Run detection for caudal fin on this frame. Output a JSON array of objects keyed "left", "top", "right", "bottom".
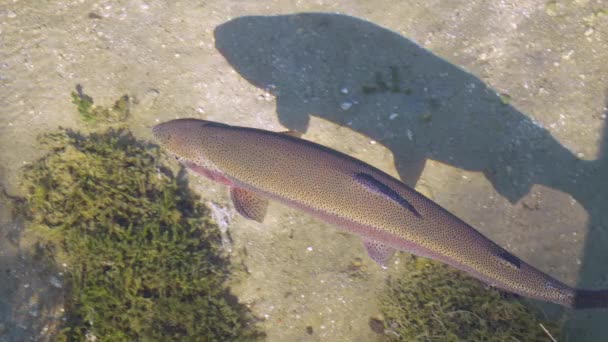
[{"left": 572, "top": 289, "right": 608, "bottom": 309}]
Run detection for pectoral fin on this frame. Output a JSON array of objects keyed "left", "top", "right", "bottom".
[
  {"left": 230, "top": 188, "right": 268, "bottom": 223},
  {"left": 363, "top": 239, "right": 395, "bottom": 268}
]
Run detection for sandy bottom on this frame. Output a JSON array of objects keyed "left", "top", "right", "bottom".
[{"left": 1, "top": 1, "right": 607, "bottom": 341}]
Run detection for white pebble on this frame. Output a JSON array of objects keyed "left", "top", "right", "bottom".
[
  {"left": 341, "top": 87, "right": 349, "bottom": 94},
  {"left": 306, "top": 246, "right": 313, "bottom": 252},
  {"left": 340, "top": 102, "right": 352, "bottom": 111},
  {"left": 50, "top": 276, "right": 63, "bottom": 288},
  {"left": 389, "top": 113, "right": 398, "bottom": 120}
]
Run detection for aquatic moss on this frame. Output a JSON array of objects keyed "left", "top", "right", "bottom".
[
  {"left": 21, "top": 128, "right": 261, "bottom": 341},
  {"left": 71, "top": 85, "right": 129, "bottom": 124},
  {"left": 378, "top": 257, "right": 561, "bottom": 341}
]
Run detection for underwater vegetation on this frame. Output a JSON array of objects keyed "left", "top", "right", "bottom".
[
  {"left": 19, "top": 94, "right": 261, "bottom": 340},
  {"left": 378, "top": 257, "right": 561, "bottom": 341},
  {"left": 71, "top": 84, "right": 130, "bottom": 124}
]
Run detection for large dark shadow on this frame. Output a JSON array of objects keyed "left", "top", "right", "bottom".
[
  {"left": 214, "top": 13, "right": 608, "bottom": 339},
  {"left": 564, "top": 100, "right": 608, "bottom": 340},
  {"left": 0, "top": 190, "right": 65, "bottom": 341}
]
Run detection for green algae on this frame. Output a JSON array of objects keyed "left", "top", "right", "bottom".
[
  {"left": 498, "top": 93, "right": 512, "bottom": 106},
  {"left": 71, "top": 85, "right": 129, "bottom": 124},
  {"left": 378, "top": 257, "right": 561, "bottom": 341},
  {"left": 19, "top": 104, "right": 261, "bottom": 340}
]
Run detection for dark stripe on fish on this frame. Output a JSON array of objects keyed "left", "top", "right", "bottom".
[{"left": 354, "top": 172, "right": 421, "bottom": 218}]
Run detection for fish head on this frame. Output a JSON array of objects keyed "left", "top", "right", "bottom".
[{"left": 152, "top": 118, "right": 223, "bottom": 170}]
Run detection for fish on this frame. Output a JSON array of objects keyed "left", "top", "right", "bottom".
[{"left": 153, "top": 118, "right": 608, "bottom": 309}]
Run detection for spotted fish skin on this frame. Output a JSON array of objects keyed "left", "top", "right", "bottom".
[{"left": 153, "top": 118, "right": 608, "bottom": 309}]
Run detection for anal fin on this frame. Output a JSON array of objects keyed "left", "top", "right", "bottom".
[
  {"left": 363, "top": 239, "right": 395, "bottom": 269},
  {"left": 230, "top": 188, "right": 268, "bottom": 223}
]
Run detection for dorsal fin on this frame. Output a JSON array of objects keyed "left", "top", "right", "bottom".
[
  {"left": 230, "top": 187, "right": 268, "bottom": 223},
  {"left": 353, "top": 172, "right": 421, "bottom": 218}
]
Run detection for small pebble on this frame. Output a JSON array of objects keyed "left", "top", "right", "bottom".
[
  {"left": 340, "top": 102, "right": 352, "bottom": 111},
  {"left": 389, "top": 113, "right": 398, "bottom": 120},
  {"left": 6, "top": 10, "right": 16, "bottom": 18},
  {"left": 369, "top": 316, "right": 385, "bottom": 334},
  {"left": 341, "top": 87, "right": 349, "bottom": 94},
  {"left": 50, "top": 276, "right": 63, "bottom": 288},
  {"left": 545, "top": 2, "right": 558, "bottom": 16},
  {"left": 306, "top": 246, "right": 313, "bottom": 252}
]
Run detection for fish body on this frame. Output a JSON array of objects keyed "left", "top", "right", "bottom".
[{"left": 153, "top": 118, "right": 608, "bottom": 309}]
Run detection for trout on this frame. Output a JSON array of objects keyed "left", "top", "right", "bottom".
[{"left": 153, "top": 118, "right": 608, "bottom": 309}]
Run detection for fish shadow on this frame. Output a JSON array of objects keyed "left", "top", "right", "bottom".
[{"left": 214, "top": 13, "right": 608, "bottom": 339}]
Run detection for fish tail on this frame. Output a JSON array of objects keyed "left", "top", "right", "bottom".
[{"left": 571, "top": 289, "right": 608, "bottom": 309}]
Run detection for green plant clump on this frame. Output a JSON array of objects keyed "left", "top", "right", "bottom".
[
  {"left": 21, "top": 128, "right": 260, "bottom": 341},
  {"left": 378, "top": 258, "right": 561, "bottom": 341},
  {"left": 71, "top": 85, "right": 129, "bottom": 124}
]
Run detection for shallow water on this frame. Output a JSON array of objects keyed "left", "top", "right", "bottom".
[{"left": 1, "top": 0, "right": 607, "bottom": 341}]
